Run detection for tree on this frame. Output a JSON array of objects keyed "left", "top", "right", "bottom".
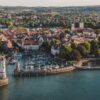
[
  {"left": 98, "top": 36, "right": 100, "bottom": 48},
  {"left": 84, "top": 41, "right": 91, "bottom": 53},
  {"left": 77, "top": 45, "right": 88, "bottom": 57},
  {"left": 64, "top": 45, "right": 72, "bottom": 54},
  {"left": 42, "top": 41, "right": 51, "bottom": 51},
  {"left": 95, "top": 29, "right": 100, "bottom": 35},
  {"left": 72, "top": 49, "right": 82, "bottom": 61},
  {"left": 60, "top": 32, "right": 65, "bottom": 40},
  {"left": 64, "top": 45, "right": 73, "bottom": 60},
  {"left": 71, "top": 42, "right": 77, "bottom": 49},
  {"left": 95, "top": 49, "right": 100, "bottom": 57},
  {"left": 90, "top": 40, "right": 99, "bottom": 55}
]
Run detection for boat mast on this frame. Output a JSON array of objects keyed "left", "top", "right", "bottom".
[{"left": 16, "top": 61, "right": 21, "bottom": 72}]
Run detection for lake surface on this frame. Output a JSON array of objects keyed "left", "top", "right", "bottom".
[
  {"left": 0, "top": 68, "right": 100, "bottom": 100},
  {"left": 0, "top": 51, "right": 100, "bottom": 100}
]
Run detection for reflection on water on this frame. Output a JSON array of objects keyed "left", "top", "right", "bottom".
[{"left": 0, "top": 86, "right": 8, "bottom": 100}]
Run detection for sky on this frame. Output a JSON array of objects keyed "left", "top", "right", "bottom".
[{"left": 0, "top": 0, "right": 100, "bottom": 7}]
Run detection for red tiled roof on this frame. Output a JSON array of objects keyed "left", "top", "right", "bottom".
[{"left": 23, "top": 40, "right": 38, "bottom": 45}]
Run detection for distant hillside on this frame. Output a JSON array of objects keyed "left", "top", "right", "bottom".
[{"left": 0, "top": 5, "right": 100, "bottom": 13}]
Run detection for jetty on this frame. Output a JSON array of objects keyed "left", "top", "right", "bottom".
[
  {"left": 75, "top": 59, "right": 100, "bottom": 71},
  {"left": 13, "top": 62, "right": 75, "bottom": 77},
  {"left": 0, "top": 56, "right": 8, "bottom": 86},
  {"left": 76, "top": 67, "right": 100, "bottom": 70}
]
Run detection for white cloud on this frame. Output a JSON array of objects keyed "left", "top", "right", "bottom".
[{"left": 0, "top": 0, "right": 100, "bottom": 6}]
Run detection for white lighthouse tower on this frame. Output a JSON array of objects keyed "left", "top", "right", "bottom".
[
  {"left": 0, "top": 57, "right": 7, "bottom": 79},
  {"left": 2, "top": 57, "right": 7, "bottom": 79},
  {"left": 0, "top": 56, "right": 8, "bottom": 86}
]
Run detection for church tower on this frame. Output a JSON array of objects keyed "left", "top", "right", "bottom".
[
  {"left": 71, "top": 23, "right": 75, "bottom": 31},
  {"left": 80, "top": 23, "right": 84, "bottom": 29}
]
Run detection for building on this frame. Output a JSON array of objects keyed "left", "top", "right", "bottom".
[
  {"left": 80, "top": 23, "right": 84, "bottom": 29},
  {"left": 51, "top": 46, "right": 60, "bottom": 56},
  {"left": 71, "top": 22, "right": 84, "bottom": 31},
  {"left": 21, "top": 36, "right": 39, "bottom": 50}
]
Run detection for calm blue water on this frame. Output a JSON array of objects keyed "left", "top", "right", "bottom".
[{"left": 0, "top": 67, "right": 100, "bottom": 100}]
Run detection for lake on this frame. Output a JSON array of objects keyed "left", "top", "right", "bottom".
[
  {"left": 0, "top": 51, "right": 100, "bottom": 100},
  {"left": 0, "top": 68, "right": 100, "bottom": 100}
]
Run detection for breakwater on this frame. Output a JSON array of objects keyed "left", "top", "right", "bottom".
[{"left": 13, "top": 66, "right": 75, "bottom": 77}]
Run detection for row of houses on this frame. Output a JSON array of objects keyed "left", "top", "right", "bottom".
[{"left": 0, "top": 26, "right": 98, "bottom": 54}]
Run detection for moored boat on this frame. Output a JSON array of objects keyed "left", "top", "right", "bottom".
[{"left": 13, "top": 62, "right": 75, "bottom": 77}]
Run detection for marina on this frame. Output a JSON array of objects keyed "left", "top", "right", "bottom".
[
  {"left": 12, "top": 50, "right": 75, "bottom": 77},
  {"left": 13, "top": 64, "right": 75, "bottom": 77},
  {"left": 7, "top": 50, "right": 100, "bottom": 77}
]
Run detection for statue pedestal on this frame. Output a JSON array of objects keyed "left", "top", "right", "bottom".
[{"left": 0, "top": 78, "right": 8, "bottom": 86}]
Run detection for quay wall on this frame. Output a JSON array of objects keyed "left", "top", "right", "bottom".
[{"left": 14, "top": 66, "right": 75, "bottom": 77}]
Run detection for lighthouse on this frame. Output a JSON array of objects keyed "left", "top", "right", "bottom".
[
  {"left": 0, "top": 57, "right": 7, "bottom": 79},
  {"left": 0, "top": 56, "right": 8, "bottom": 86},
  {"left": 2, "top": 57, "right": 7, "bottom": 79}
]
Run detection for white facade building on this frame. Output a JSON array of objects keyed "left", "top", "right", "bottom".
[
  {"left": 21, "top": 36, "right": 40, "bottom": 50},
  {"left": 71, "top": 23, "right": 75, "bottom": 31},
  {"left": 51, "top": 46, "right": 60, "bottom": 56},
  {"left": 71, "top": 23, "right": 84, "bottom": 31},
  {"left": 80, "top": 23, "right": 84, "bottom": 29}
]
